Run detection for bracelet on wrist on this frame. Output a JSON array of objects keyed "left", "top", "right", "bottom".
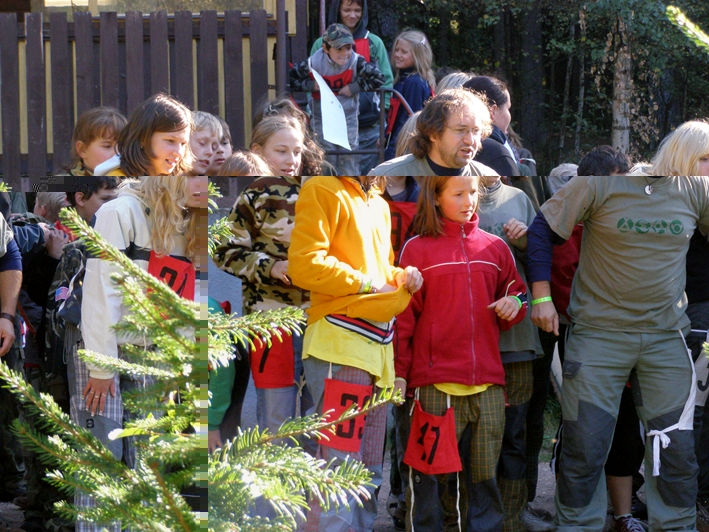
[
  {"left": 531, "top": 296, "right": 553, "bottom": 306},
  {"left": 0, "top": 312, "right": 15, "bottom": 322},
  {"left": 510, "top": 295, "right": 523, "bottom": 310},
  {"left": 361, "top": 278, "right": 373, "bottom": 294}
]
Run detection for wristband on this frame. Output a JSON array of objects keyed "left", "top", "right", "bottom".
[
  {"left": 0, "top": 313, "right": 15, "bottom": 322},
  {"left": 361, "top": 278, "right": 373, "bottom": 294},
  {"left": 531, "top": 296, "right": 553, "bottom": 306},
  {"left": 510, "top": 296, "right": 523, "bottom": 310}
]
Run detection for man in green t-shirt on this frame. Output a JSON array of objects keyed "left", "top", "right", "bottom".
[{"left": 527, "top": 176, "right": 709, "bottom": 531}]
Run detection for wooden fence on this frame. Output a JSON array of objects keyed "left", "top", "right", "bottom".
[{"left": 0, "top": 1, "right": 308, "bottom": 189}]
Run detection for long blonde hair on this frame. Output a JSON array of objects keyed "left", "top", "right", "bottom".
[
  {"left": 648, "top": 120, "right": 709, "bottom": 176},
  {"left": 121, "top": 177, "right": 198, "bottom": 260},
  {"left": 392, "top": 30, "right": 435, "bottom": 89}
]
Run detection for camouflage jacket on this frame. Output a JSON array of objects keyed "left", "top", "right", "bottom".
[
  {"left": 213, "top": 177, "right": 309, "bottom": 314},
  {"left": 44, "top": 239, "right": 87, "bottom": 376}
]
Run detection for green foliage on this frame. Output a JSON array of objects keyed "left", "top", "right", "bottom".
[{"left": 667, "top": 5, "right": 709, "bottom": 56}]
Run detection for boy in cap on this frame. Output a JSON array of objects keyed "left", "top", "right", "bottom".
[{"left": 290, "top": 23, "right": 385, "bottom": 176}]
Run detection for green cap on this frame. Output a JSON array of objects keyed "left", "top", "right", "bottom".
[{"left": 323, "top": 23, "right": 355, "bottom": 49}]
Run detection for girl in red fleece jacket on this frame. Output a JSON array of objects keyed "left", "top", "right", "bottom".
[{"left": 395, "top": 176, "right": 528, "bottom": 532}]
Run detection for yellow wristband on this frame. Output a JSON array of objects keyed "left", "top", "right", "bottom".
[{"left": 531, "top": 296, "right": 553, "bottom": 306}]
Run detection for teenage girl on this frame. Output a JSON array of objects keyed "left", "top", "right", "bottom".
[
  {"left": 385, "top": 30, "right": 435, "bottom": 161},
  {"left": 396, "top": 176, "right": 527, "bottom": 532},
  {"left": 249, "top": 115, "right": 305, "bottom": 177},
  {"left": 93, "top": 94, "right": 193, "bottom": 177}
]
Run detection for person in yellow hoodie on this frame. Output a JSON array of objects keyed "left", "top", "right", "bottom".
[{"left": 289, "top": 176, "right": 423, "bottom": 532}]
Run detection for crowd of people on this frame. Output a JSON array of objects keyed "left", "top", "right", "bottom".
[
  {"left": 210, "top": 122, "right": 709, "bottom": 532},
  {"left": 0, "top": 177, "right": 206, "bottom": 532}
]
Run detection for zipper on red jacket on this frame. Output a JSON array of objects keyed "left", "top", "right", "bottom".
[{"left": 459, "top": 225, "right": 477, "bottom": 383}]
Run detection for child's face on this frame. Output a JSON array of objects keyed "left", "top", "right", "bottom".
[
  {"left": 149, "top": 128, "right": 190, "bottom": 175},
  {"left": 76, "top": 136, "right": 118, "bottom": 173},
  {"left": 252, "top": 128, "right": 303, "bottom": 176},
  {"left": 325, "top": 43, "right": 353, "bottom": 66},
  {"left": 393, "top": 39, "right": 415, "bottom": 70},
  {"left": 185, "top": 176, "right": 209, "bottom": 209},
  {"left": 436, "top": 177, "right": 480, "bottom": 225},
  {"left": 339, "top": 0, "right": 362, "bottom": 31},
  {"left": 491, "top": 91, "right": 512, "bottom": 134},
  {"left": 76, "top": 186, "right": 119, "bottom": 222},
  {"left": 190, "top": 129, "right": 219, "bottom": 175},
  {"left": 207, "top": 136, "right": 233, "bottom": 175},
  {"left": 698, "top": 155, "right": 709, "bottom": 176}
]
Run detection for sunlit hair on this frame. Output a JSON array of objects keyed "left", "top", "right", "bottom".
[
  {"left": 192, "top": 111, "right": 223, "bottom": 137},
  {"left": 35, "top": 192, "right": 68, "bottom": 224},
  {"left": 549, "top": 163, "right": 578, "bottom": 178},
  {"left": 648, "top": 120, "right": 709, "bottom": 176},
  {"left": 413, "top": 177, "right": 481, "bottom": 237},
  {"left": 120, "top": 177, "right": 198, "bottom": 260},
  {"left": 435, "top": 72, "right": 474, "bottom": 94},
  {"left": 395, "top": 111, "right": 420, "bottom": 157},
  {"left": 117, "top": 93, "right": 194, "bottom": 176},
  {"left": 253, "top": 97, "right": 324, "bottom": 175},
  {"left": 410, "top": 89, "right": 492, "bottom": 159},
  {"left": 392, "top": 30, "right": 436, "bottom": 89},
  {"left": 250, "top": 115, "right": 305, "bottom": 174},
  {"left": 70, "top": 107, "right": 127, "bottom": 171},
  {"left": 217, "top": 151, "right": 273, "bottom": 176}
]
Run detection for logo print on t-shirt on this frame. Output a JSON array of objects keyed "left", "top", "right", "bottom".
[
  {"left": 618, "top": 217, "right": 634, "bottom": 233},
  {"left": 652, "top": 220, "right": 668, "bottom": 234},
  {"left": 635, "top": 219, "right": 651, "bottom": 234},
  {"left": 670, "top": 220, "right": 685, "bottom": 235}
]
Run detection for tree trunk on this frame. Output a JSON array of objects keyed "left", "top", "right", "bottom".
[
  {"left": 612, "top": 17, "right": 632, "bottom": 153},
  {"left": 517, "top": 3, "right": 546, "bottom": 160},
  {"left": 558, "top": 23, "right": 574, "bottom": 162},
  {"left": 574, "top": 9, "right": 586, "bottom": 158}
]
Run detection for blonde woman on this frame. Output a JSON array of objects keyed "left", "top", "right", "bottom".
[{"left": 75, "top": 176, "right": 206, "bottom": 532}]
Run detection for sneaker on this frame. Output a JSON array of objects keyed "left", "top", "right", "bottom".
[
  {"left": 521, "top": 504, "right": 555, "bottom": 531},
  {"left": 386, "top": 493, "right": 405, "bottom": 531},
  {"left": 610, "top": 515, "right": 647, "bottom": 532},
  {"left": 697, "top": 500, "right": 709, "bottom": 532}
]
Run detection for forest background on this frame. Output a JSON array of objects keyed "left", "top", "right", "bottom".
[{"left": 307, "top": 0, "right": 709, "bottom": 173}]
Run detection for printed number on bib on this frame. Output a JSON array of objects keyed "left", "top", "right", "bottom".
[
  {"left": 148, "top": 251, "right": 196, "bottom": 300},
  {"left": 320, "top": 378, "right": 372, "bottom": 453},
  {"left": 249, "top": 331, "right": 295, "bottom": 389},
  {"left": 404, "top": 400, "right": 462, "bottom": 475}
]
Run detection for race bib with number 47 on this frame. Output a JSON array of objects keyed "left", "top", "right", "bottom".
[{"left": 404, "top": 400, "right": 462, "bottom": 475}]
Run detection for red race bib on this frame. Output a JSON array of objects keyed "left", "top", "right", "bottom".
[
  {"left": 320, "top": 378, "right": 372, "bottom": 453},
  {"left": 249, "top": 331, "right": 296, "bottom": 389},
  {"left": 147, "top": 251, "right": 196, "bottom": 301},
  {"left": 404, "top": 400, "right": 462, "bottom": 475}
]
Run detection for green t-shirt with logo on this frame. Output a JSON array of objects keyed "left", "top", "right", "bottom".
[{"left": 540, "top": 176, "right": 709, "bottom": 331}]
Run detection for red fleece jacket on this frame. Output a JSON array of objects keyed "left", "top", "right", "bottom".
[{"left": 395, "top": 214, "right": 527, "bottom": 389}]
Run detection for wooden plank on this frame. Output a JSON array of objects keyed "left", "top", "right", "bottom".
[
  {"left": 173, "top": 10, "right": 194, "bottom": 108},
  {"left": 125, "top": 11, "right": 145, "bottom": 114},
  {"left": 198, "top": 10, "right": 218, "bottom": 114},
  {"left": 0, "top": 13, "right": 21, "bottom": 182},
  {"left": 49, "top": 12, "right": 73, "bottom": 174},
  {"left": 249, "top": 10, "right": 269, "bottom": 114},
  {"left": 150, "top": 11, "right": 169, "bottom": 95},
  {"left": 224, "top": 10, "right": 244, "bottom": 148},
  {"left": 100, "top": 11, "right": 119, "bottom": 109},
  {"left": 275, "top": 0, "right": 286, "bottom": 95},
  {"left": 292, "top": 0, "right": 308, "bottom": 63},
  {"left": 74, "top": 11, "right": 99, "bottom": 117},
  {"left": 25, "top": 12, "right": 47, "bottom": 178}
]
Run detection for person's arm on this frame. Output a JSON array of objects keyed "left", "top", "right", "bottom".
[
  {"left": 0, "top": 238, "right": 21, "bottom": 357},
  {"left": 212, "top": 189, "right": 280, "bottom": 285},
  {"left": 352, "top": 55, "right": 385, "bottom": 95},
  {"left": 369, "top": 34, "right": 393, "bottom": 110},
  {"left": 527, "top": 212, "right": 565, "bottom": 335},
  {"left": 289, "top": 60, "right": 316, "bottom": 93}
]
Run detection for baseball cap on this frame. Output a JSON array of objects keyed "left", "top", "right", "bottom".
[{"left": 323, "top": 23, "right": 355, "bottom": 49}]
